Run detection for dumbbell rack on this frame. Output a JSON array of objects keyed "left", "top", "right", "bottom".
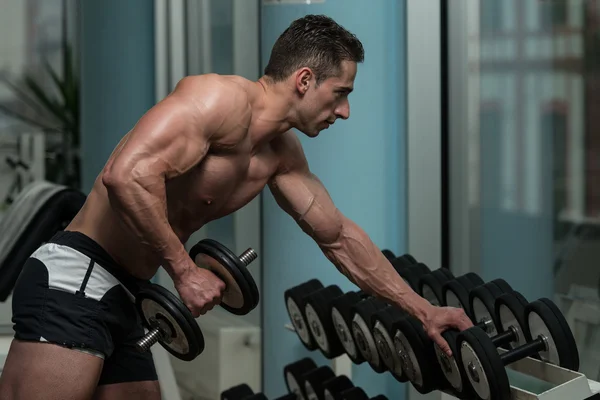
[
  {"left": 284, "top": 323, "right": 600, "bottom": 400},
  {"left": 443, "top": 348, "right": 600, "bottom": 400}
]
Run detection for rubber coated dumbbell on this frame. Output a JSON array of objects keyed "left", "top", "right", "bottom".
[
  {"left": 285, "top": 279, "right": 326, "bottom": 350},
  {"left": 392, "top": 314, "right": 451, "bottom": 395},
  {"left": 433, "top": 291, "right": 528, "bottom": 399},
  {"left": 329, "top": 255, "right": 418, "bottom": 365},
  {"left": 370, "top": 306, "right": 410, "bottom": 382},
  {"left": 391, "top": 259, "right": 431, "bottom": 292},
  {"left": 303, "top": 365, "right": 336, "bottom": 400},
  {"left": 457, "top": 298, "right": 580, "bottom": 400},
  {"left": 284, "top": 358, "right": 318, "bottom": 400},
  {"left": 441, "top": 272, "right": 485, "bottom": 320},
  {"left": 350, "top": 297, "right": 390, "bottom": 372},
  {"left": 304, "top": 284, "right": 346, "bottom": 358},
  {"left": 418, "top": 268, "right": 455, "bottom": 306},
  {"left": 221, "top": 383, "right": 254, "bottom": 400},
  {"left": 322, "top": 375, "right": 354, "bottom": 400},
  {"left": 330, "top": 290, "right": 371, "bottom": 364},
  {"left": 135, "top": 239, "right": 259, "bottom": 361},
  {"left": 469, "top": 279, "right": 514, "bottom": 338}
]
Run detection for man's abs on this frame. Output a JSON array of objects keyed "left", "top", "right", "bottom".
[{"left": 68, "top": 146, "right": 280, "bottom": 280}]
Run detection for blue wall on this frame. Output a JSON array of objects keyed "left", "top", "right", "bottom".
[
  {"left": 80, "top": 0, "right": 155, "bottom": 193},
  {"left": 260, "top": 2, "right": 408, "bottom": 398}
]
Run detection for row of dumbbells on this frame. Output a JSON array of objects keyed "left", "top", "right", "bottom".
[
  {"left": 284, "top": 250, "right": 580, "bottom": 400},
  {"left": 221, "top": 358, "right": 386, "bottom": 400}
]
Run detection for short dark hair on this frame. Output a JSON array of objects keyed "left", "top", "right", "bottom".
[{"left": 264, "top": 14, "right": 364, "bottom": 85}]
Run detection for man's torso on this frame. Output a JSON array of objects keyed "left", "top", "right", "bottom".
[{"left": 68, "top": 74, "right": 288, "bottom": 279}]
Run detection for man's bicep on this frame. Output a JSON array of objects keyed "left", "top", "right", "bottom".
[{"left": 269, "top": 170, "right": 343, "bottom": 245}]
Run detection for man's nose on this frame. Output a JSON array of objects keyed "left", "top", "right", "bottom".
[{"left": 335, "top": 103, "right": 350, "bottom": 120}]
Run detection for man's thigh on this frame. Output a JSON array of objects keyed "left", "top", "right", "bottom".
[
  {"left": 0, "top": 339, "right": 104, "bottom": 400},
  {"left": 93, "top": 381, "right": 161, "bottom": 400},
  {"left": 94, "top": 317, "right": 159, "bottom": 399}
]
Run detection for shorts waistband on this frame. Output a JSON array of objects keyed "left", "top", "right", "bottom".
[{"left": 48, "top": 230, "right": 149, "bottom": 294}]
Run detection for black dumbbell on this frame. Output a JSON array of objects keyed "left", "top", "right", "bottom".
[
  {"left": 285, "top": 279, "right": 325, "bottom": 350},
  {"left": 284, "top": 358, "right": 318, "bottom": 400},
  {"left": 469, "top": 279, "right": 514, "bottom": 338},
  {"left": 221, "top": 383, "right": 255, "bottom": 400},
  {"left": 246, "top": 395, "right": 268, "bottom": 400},
  {"left": 494, "top": 291, "right": 531, "bottom": 349},
  {"left": 322, "top": 375, "right": 354, "bottom": 400},
  {"left": 338, "top": 387, "right": 368, "bottom": 400},
  {"left": 350, "top": 297, "right": 390, "bottom": 372},
  {"left": 457, "top": 298, "right": 579, "bottom": 400},
  {"left": 433, "top": 291, "right": 529, "bottom": 398},
  {"left": 303, "top": 365, "right": 336, "bottom": 400},
  {"left": 304, "top": 284, "right": 346, "bottom": 358},
  {"left": 135, "top": 239, "right": 259, "bottom": 361},
  {"left": 392, "top": 315, "right": 450, "bottom": 394},
  {"left": 418, "top": 268, "right": 455, "bottom": 306},
  {"left": 331, "top": 290, "right": 372, "bottom": 364},
  {"left": 393, "top": 261, "right": 431, "bottom": 292},
  {"left": 274, "top": 395, "right": 297, "bottom": 400},
  {"left": 370, "top": 306, "right": 410, "bottom": 382},
  {"left": 442, "top": 272, "right": 485, "bottom": 319}
]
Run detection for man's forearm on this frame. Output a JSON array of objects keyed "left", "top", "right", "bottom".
[
  {"left": 103, "top": 174, "right": 190, "bottom": 280},
  {"left": 319, "top": 217, "right": 431, "bottom": 320}
]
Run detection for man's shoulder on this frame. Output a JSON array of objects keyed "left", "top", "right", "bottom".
[
  {"left": 270, "top": 131, "right": 309, "bottom": 173},
  {"left": 175, "top": 74, "right": 252, "bottom": 101}
]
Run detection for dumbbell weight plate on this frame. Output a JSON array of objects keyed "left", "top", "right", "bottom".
[
  {"left": 469, "top": 279, "right": 513, "bottom": 338},
  {"left": 393, "top": 263, "right": 430, "bottom": 292},
  {"left": 419, "top": 268, "right": 455, "bottom": 306},
  {"left": 351, "top": 297, "right": 390, "bottom": 372},
  {"left": 246, "top": 394, "right": 268, "bottom": 400},
  {"left": 525, "top": 298, "right": 579, "bottom": 370},
  {"left": 442, "top": 273, "right": 484, "bottom": 320},
  {"left": 275, "top": 395, "right": 297, "bottom": 400},
  {"left": 304, "top": 366, "right": 336, "bottom": 400},
  {"left": 136, "top": 283, "right": 204, "bottom": 361},
  {"left": 339, "top": 387, "right": 369, "bottom": 400},
  {"left": 221, "top": 383, "right": 254, "bottom": 400},
  {"left": 458, "top": 326, "right": 511, "bottom": 400},
  {"left": 331, "top": 291, "right": 370, "bottom": 364},
  {"left": 371, "top": 306, "right": 409, "bottom": 382},
  {"left": 284, "top": 357, "right": 318, "bottom": 400},
  {"left": 381, "top": 249, "right": 396, "bottom": 261},
  {"left": 323, "top": 375, "right": 354, "bottom": 400},
  {"left": 393, "top": 316, "right": 446, "bottom": 394},
  {"left": 304, "top": 285, "right": 345, "bottom": 358},
  {"left": 433, "top": 329, "right": 477, "bottom": 398},
  {"left": 189, "top": 239, "right": 259, "bottom": 315},
  {"left": 285, "top": 279, "right": 325, "bottom": 350},
  {"left": 494, "top": 291, "right": 530, "bottom": 349}
]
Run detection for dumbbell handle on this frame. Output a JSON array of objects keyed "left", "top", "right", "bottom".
[
  {"left": 136, "top": 327, "right": 162, "bottom": 352},
  {"left": 500, "top": 335, "right": 547, "bottom": 365},
  {"left": 490, "top": 326, "right": 517, "bottom": 349},
  {"left": 136, "top": 248, "right": 256, "bottom": 353},
  {"left": 239, "top": 248, "right": 258, "bottom": 267},
  {"left": 475, "top": 318, "right": 494, "bottom": 333}
]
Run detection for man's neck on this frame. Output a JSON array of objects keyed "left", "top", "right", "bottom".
[{"left": 248, "top": 76, "right": 299, "bottom": 144}]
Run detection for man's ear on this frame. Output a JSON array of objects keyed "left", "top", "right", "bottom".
[{"left": 295, "top": 67, "right": 313, "bottom": 95}]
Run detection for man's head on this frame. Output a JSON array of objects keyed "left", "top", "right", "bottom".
[{"left": 264, "top": 15, "right": 364, "bottom": 136}]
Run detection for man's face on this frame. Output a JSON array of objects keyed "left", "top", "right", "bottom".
[{"left": 296, "top": 61, "right": 357, "bottom": 137}]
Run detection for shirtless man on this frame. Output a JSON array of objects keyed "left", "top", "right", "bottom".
[{"left": 0, "top": 14, "right": 472, "bottom": 400}]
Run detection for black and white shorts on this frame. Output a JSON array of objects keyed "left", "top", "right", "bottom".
[{"left": 11, "top": 230, "right": 158, "bottom": 385}]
